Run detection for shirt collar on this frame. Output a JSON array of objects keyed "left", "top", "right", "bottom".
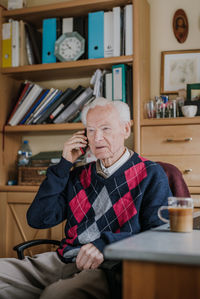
[{"left": 99, "top": 148, "right": 131, "bottom": 177}]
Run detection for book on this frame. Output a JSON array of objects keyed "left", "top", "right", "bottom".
[
  {"left": 8, "top": 84, "right": 43, "bottom": 126},
  {"left": 124, "top": 4, "right": 133, "bottom": 55},
  {"left": 19, "top": 89, "right": 50, "bottom": 125},
  {"left": 53, "top": 87, "right": 93, "bottom": 124},
  {"left": 2, "top": 22, "right": 12, "bottom": 67},
  {"left": 88, "top": 11, "right": 104, "bottom": 59},
  {"left": 25, "top": 23, "right": 42, "bottom": 64},
  {"left": 112, "top": 64, "right": 127, "bottom": 102},
  {"left": 25, "top": 88, "right": 55, "bottom": 124},
  {"left": 33, "top": 90, "right": 63, "bottom": 124},
  {"left": 104, "top": 72, "right": 112, "bottom": 100},
  {"left": 74, "top": 16, "right": 88, "bottom": 59},
  {"left": 121, "top": 8, "right": 125, "bottom": 56},
  {"left": 7, "top": 81, "right": 33, "bottom": 125},
  {"left": 30, "top": 151, "right": 62, "bottom": 166},
  {"left": 62, "top": 17, "right": 73, "bottom": 34},
  {"left": 68, "top": 96, "right": 95, "bottom": 123},
  {"left": 25, "top": 26, "right": 35, "bottom": 65},
  {"left": 126, "top": 65, "right": 133, "bottom": 118},
  {"left": 48, "top": 85, "right": 85, "bottom": 123},
  {"left": 28, "top": 88, "right": 60, "bottom": 124},
  {"left": 11, "top": 20, "right": 19, "bottom": 67},
  {"left": 104, "top": 11, "right": 113, "bottom": 58},
  {"left": 19, "top": 20, "right": 28, "bottom": 66},
  {"left": 37, "top": 87, "right": 74, "bottom": 124},
  {"left": 113, "top": 6, "right": 121, "bottom": 57}
]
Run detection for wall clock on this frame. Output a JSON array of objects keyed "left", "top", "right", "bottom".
[{"left": 54, "top": 32, "right": 85, "bottom": 62}]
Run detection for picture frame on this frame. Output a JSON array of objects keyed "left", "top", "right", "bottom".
[
  {"left": 185, "top": 83, "right": 200, "bottom": 116},
  {"left": 160, "top": 49, "right": 200, "bottom": 94},
  {"left": 187, "top": 83, "right": 200, "bottom": 101}
]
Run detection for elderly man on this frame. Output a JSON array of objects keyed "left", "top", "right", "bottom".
[{"left": 0, "top": 97, "right": 172, "bottom": 299}]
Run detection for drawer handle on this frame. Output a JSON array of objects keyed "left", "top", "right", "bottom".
[
  {"left": 166, "top": 137, "right": 192, "bottom": 142},
  {"left": 183, "top": 169, "right": 192, "bottom": 174}
]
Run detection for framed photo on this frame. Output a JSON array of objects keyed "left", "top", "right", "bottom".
[
  {"left": 185, "top": 83, "right": 200, "bottom": 116},
  {"left": 187, "top": 83, "right": 200, "bottom": 101},
  {"left": 160, "top": 49, "right": 200, "bottom": 94}
]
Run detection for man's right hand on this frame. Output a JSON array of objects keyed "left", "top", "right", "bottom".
[{"left": 62, "top": 130, "right": 88, "bottom": 163}]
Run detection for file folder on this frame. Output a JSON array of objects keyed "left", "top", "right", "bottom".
[
  {"left": 11, "top": 20, "right": 20, "bottom": 67},
  {"left": 88, "top": 11, "right": 104, "bottom": 59},
  {"left": 42, "top": 18, "right": 57, "bottom": 63},
  {"left": 2, "top": 22, "right": 12, "bottom": 67},
  {"left": 112, "top": 64, "right": 127, "bottom": 102}
]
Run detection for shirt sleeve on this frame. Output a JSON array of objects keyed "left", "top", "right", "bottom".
[{"left": 27, "top": 157, "right": 73, "bottom": 229}]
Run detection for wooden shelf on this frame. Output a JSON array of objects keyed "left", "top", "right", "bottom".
[
  {"left": 0, "top": 185, "right": 39, "bottom": 192},
  {"left": 2, "top": 0, "right": 131, "bottom": 26},
  {"left": 141, "top": 116, "right": 200, "bottom": 126},
  {"left": 2, "top": 56, "right": 133, "bottom": 81},
  {"left": 4, "top": 122, "right": 84, "bottom": 133}
]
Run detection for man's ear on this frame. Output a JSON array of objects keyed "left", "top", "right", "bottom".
[{"left": 124, "top": 122, "right": 131, "bottom": 139}]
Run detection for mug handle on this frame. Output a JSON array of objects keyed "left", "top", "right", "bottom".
[{"left": 157, "top": 206, "right": 169, "bottom": 223}]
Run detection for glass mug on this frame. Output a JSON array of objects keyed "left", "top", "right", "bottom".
[{"left": 158, "top": 197, "right": 194, "bottom": 232}]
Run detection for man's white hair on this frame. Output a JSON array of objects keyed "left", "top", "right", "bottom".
[{"left": 81, "top": 97, "right": 131, "bottom": 126}]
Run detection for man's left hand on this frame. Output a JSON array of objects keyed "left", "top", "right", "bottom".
[{"left": 76, "top": 243, "right": 104, "bottom": 270}]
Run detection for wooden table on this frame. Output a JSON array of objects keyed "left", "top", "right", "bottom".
[{"left": 104, "top": 219, "right": 200, "bottom": 299}]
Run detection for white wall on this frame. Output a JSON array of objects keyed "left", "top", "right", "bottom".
[{"left": 148, "top": 0, "right": 200, "bottom": 98}]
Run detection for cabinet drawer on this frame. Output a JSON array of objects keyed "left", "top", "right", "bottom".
[
  {"left": 145, "top": 155, "right": 200, "bottom": 187},
  {"left": 141, "top": 125, "right": 200, "bottom": 155}
]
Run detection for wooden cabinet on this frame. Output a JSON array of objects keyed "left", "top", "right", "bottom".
[
  {"left": 141, "top": 124, "right": 200, "bottom": 156},
  {"left": 0, "top": 0, "right": 150, "bottom": 257},
  {"left": 140, "top": 120, "right": 200, "bottom": 202},
  {"left": 0, "top": 189, "right": 64, "bottom": 258}
]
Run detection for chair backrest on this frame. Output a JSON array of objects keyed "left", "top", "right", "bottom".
[{"left": 156, "top": 161, "right": 190, "bottom": 197}]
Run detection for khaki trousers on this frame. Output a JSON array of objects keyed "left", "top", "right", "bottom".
[{"left": 0, "top": 252, "right": 110, "bottom": 299}]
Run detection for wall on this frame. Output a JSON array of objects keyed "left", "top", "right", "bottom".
[{"left": 148, "top": 0, "right": 200, "bottom": 98}]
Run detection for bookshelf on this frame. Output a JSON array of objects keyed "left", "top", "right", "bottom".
[{"left": 0, "top": 0, "right": 150, "bottom": 257}]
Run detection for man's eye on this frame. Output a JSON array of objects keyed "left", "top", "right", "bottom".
[{"left": 103, "top": 127, "right": 110, "bottom": 131}]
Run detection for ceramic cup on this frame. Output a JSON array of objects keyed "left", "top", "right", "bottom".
[{"left": 181, "top": 105, "right": 197, "bottom": 117}]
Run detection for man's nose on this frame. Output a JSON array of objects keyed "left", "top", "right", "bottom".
[{"left": 94, "top": 129, "right": 103, "bottom": 141}]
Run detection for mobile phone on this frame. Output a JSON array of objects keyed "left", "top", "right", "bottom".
[{"left": 80, "top": 129, "right": 88, "bottom": 155}]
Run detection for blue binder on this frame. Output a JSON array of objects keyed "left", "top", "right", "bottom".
[
  {"left": 88, "top": 11, "right": 104, "bottom": 59},
  {"left": 42, "top": 18, "right": 57, "bottom": 63}
]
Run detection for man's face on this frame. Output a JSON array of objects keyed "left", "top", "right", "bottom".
[{"left": 86, "top": 104, "right": 130, "bottom": 167}]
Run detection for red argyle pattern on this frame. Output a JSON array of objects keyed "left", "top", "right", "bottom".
[
  {"left": 113, "top": 191, "right": 137, "bottom": 227},
  {"left": 79, "top": 164, "right": 92, "bottom": 189},
  {"left": 66, "top": 225, "right": 78, "bottom": 244},
  {"left": 69, "top": 189, "right": 91, "bottom": 223},
  {"left": 125, "top": 162, "right": 147, "bottom": 190}
]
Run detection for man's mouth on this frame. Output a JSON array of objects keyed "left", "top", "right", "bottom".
[{"left": 95, "top": 146, "right": 105, "bottom": 149}]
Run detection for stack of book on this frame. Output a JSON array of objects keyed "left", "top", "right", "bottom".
[
  {"left": 6, "top": 63, "right": 133, "bottom": 126},
  {"left": 7, "top": 81, "right": 94, "bottom": 126}
]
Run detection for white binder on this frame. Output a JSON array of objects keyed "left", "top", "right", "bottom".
[{"left": 11, "top": 20, "right": 20, "bottom": 67}]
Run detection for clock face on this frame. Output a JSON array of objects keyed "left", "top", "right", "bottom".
[{"left": 55, "top": 32, "right": 85, "bottom": 62}]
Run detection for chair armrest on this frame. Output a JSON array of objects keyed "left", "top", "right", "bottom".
[{"left": 13, "top": 239, "right": 60, "bottom": 260}]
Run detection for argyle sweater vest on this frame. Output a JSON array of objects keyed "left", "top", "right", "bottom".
[{"left": 27, "top": 152, "right": 172, "bottom": 262}]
